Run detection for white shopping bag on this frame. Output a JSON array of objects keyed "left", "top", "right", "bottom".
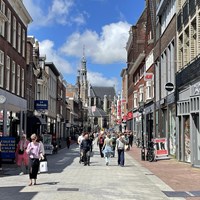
[{"left": 39, "top": 161, "right": 48, "bottom": 172}]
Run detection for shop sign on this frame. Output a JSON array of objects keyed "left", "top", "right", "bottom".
[
  {"left": 152, "top": 138, "right": 169, "bottom": 160},
  {"left": 1, "top": 137, "right": 16, "bottom": 159},
  {"left": 34, "top": 100, "right": 48, "bottom": 110},
  {"left": 0, "top": 95, "right": 6, "bottom": 104},
  {"left": 127, "top": 111, "right": 133, "bottom": 120}
]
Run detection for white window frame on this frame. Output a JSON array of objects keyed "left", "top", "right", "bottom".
[
  {"left": 0, "top": 50, "right": 4, "bottom": 87},
  {"left": 139, "top": 85, "right": 144, "bottom": 102},
  {"left": 6, "top": 56, "right": 10, "bottom": 90},
  {"left": 22, "top": 29, "right": 25, "bottom": 57},
  {"left": 13, "top": 17, "right": 16, "bottom": 48},
  {"left": 146, "top": 81, "right": 152, "bottom": 100},
  {"left": 11, "top": 61, "right": 15, "bottom": 93},
  {"left": 17, "top": 65, "right": 20, "bottom": 95},
  {"left": 133, "top": 92, "right": 138, "bottom": 108},
  {"left": 21, "top": 68, "right": 24, "bottom": 97},
  {"left": 7, "top": 9, "right": 11, "bottom": 43},
  {"left": 17, "top": 23, "right": 21, "bottom": 53}
]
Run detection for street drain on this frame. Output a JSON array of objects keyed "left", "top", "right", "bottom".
[
  {"left": 162, "top": 191, "right": 200, "bottom": 197},
  {"left": 57, "top": 188, "right": 79, "bottom": 191},
  {"left": 145, "top": 173, "right": 154, "bottom": 175}
]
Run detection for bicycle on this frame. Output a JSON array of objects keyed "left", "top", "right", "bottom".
[{"left": 146, "top": 141, "right": 156, "bottom": 162}]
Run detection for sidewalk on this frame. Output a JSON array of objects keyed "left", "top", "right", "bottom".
[{"left": 127, "top": 145, "right": 200, "bottom": 200}]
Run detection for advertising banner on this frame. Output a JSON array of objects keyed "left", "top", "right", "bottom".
[
  {"left": 153, "top": 138, "right": 169, "bottom": 160},
  {"left": 1, "top": 137, "right": 16, "bottom": 159},
  {"left": 43, "top": 134, "right": 53, "bottom": 154}
]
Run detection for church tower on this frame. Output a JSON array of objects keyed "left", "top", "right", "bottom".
[{"left": 79, "top": 49, "right": 88, "bottom": 107}]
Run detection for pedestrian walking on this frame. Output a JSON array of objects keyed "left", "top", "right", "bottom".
[
  {"left": 80, "top": 133, "right": 92, "bottom": 166},
  {"left": 111, "top": 132, "right": 117, "bottom": 157},
  {"left": 26, "top": 134, "right": 44, "bottom": 186},
  {"left": 116, "top": 133, "right": 128, "bottom": 167},
  {"left": 97, "top": 132, "right": 105, "bottom": 157},
  {"left": 66, "top": 136, "right": 71, "bottom": 149},
  {"left": 78, "top": 132, "right": 84, "bottom": 163},
  {"left": 15, "top": 134, "right": 30, "bottom": 175},
  {"left": 102, "top": 133, "right": 113, "bottom": 166}
]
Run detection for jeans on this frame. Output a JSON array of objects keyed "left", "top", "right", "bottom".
[{"left": 117, "top": 149, "right": 125, "bottom": 166}]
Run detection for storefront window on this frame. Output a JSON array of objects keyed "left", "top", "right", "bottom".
[
  {"left": 169, "top": 105, "right": 176, "bottom": 156},
  {"left": 184, "top": 116, "right": 191, "bottom": 162}
]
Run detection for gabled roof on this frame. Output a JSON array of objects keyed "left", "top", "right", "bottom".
[{"left": 89, "top": 86, "right": 116, "bottom": 100}]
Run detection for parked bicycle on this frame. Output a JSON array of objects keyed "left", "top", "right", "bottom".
[
  {"left": 135, "top": 138, "right": 142, "bottom": 148},
  {"left": 146, "top": 141, "right": 156, "bottom": 162}
]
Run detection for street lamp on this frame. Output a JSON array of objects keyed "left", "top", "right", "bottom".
[{"left": 138, "top": 101, "right": 145, "bottom": 161}]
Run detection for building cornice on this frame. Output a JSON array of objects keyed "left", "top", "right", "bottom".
[{"left": 8, "top": 0, "right": 32, "bottom": 26}]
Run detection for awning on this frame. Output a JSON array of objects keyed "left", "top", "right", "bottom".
[{"left": 36, "top": 116, "right": 46, "bottom": 125}]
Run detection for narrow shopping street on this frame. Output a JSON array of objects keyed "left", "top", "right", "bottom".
[{"left": 0, "top": 140, "right": 185, "bottom": 200}]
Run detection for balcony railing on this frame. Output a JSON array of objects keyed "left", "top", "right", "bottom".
[{"left": 176, "top": 56, "right": 200, "bottom": 88}]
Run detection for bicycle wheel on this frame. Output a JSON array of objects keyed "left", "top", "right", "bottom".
[{"left": 148, "top": 152, "right": 155, "bottom": 162}]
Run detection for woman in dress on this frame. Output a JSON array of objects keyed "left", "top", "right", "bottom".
[
  {"left": 102, "top": 133, "right": 113, "bottom": 166},
  {"left": 15, "top": 134, "right": 30, "bottom": 175},
  {"left": 26, "top": 134, "right": 44, "bottom": 186}
]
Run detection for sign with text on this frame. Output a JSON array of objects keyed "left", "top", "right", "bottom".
[
  {"left": 34, "top": 100, "right": 48, "bottom": 110},
  {"left": 153, "top": 138, "right": 169, "bottom": 160},
  {"left": 1, "top": 137, "right": 16, "bottom": 159}
]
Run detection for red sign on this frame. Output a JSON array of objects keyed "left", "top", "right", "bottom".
[
  {"left": 127, "top": 112, "right": 133, "bottom": 120},
  {"left": 144, "top": 73, "right": 154, "bottom": 81}
]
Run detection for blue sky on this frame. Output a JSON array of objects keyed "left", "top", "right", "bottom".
[{"left": 23, "top": 0, "right": 145, "bottom": 92}]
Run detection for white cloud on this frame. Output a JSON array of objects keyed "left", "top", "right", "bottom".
[
  {"left": 87, "top": 71, "right": 118, "bottom": 90},
  {"left": 60, "top": 21, "right": 130, "bottom": 64},
  {"left": 23, "top": 0, "right": 83, "bottom": 27},
  {"left": 39, "top": 39, "right": 73, "bottom": 75}
]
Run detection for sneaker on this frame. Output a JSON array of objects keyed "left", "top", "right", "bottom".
[
  {"left": 106, "top": 162, "right": 109, "bottom": 166},
  {"left": 19, "top": 172, "right": 24, "bottom": 175}
]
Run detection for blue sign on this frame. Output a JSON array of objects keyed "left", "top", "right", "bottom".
[
  {"left": 1, "top": 137, "right": 16, "bottom": 159},
  {"left": 34, "top": 100, "right": 48, "bottom": 110}
]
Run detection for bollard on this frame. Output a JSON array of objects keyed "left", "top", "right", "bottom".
[{"left": 141, "top": 148, "right": 145, "bottom": 161}]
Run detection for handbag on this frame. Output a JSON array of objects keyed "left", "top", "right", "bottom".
[
  {"left": 18, "top": 149, "right": 24, "bottom": 155},
  {"left": 39, "top": 160, "right": 48, "bottom": 172}
]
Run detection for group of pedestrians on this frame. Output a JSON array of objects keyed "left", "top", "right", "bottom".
[
  {"left": 97, "top": 131, "right": 133, "bottom": 167},
  {"left": 77, "top": 132, "right": 94, "bottom": 166}
]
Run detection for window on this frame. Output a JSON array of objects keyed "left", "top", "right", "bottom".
[
  {"left": 0, "top": 50, "right": 4, "bottom": 87},
  {"left": 133, "top": 92, "right": 137, "bottom": 108},
  {"left": 17, "top": 65, "right": 20, "bottom": 95},
  {"left": 139, "top": 85, "right": 144, "bottom": 102},
  {"left": 11, "top": 61, "right": 15, "bottom": 93},
  {"left": 6, "top": 56, "right": 10, "bottom": 90},
  {"left": 21, "top": 68, "right": 24, "bottom": 97},
  {"left": 13, "top": 17, "right": 16, "bottom": 48},
  {"left": 146, "top": 81, "right": 152, "bottom": 100},
  {"left": 22, "top": 29, "right": 25, "bottom": 57},
  {"left": 7, "top": 9, "right": 11, "bottom": 43},
  {"left": 17, "top": 23, "right": 21, "bottom": 53}
]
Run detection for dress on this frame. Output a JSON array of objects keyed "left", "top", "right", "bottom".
[{"left": 16, "top": 140, "right": 30, "bottom": 167}]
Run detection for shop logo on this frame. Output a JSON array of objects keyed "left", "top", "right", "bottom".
[{"left": 0, "top": 95, "right": 6, "bottom": 104}]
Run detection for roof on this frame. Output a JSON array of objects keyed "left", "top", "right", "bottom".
[
  {"left": 88, "top": 107, "right": 108, "bottom": 117},
  {"left": 89, "top": 86, "right": 116, "bottom": 100}
]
